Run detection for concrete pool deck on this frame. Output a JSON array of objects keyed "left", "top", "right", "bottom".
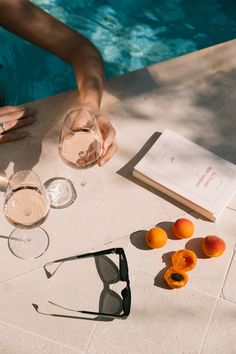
[{"left": 0, "top": 39, "right": 236, "bottom": 353}]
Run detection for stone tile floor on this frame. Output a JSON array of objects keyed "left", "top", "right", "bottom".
[
  {"left": 0, "top": 208, "right": 236, "bottom": 354},
  {"left": 0, "top": 39, "right": 236, "bottom": 353}
]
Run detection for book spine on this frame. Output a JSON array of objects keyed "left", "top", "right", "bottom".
[{"left": 133, "top": 169, "right": 216, "bottom": 221}]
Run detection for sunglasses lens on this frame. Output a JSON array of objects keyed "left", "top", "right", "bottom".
[
  {"left": 95, "top": 256, "right": 120, "bottom": 284},
  {"left": 100, "top": 288, "right": 123, "bottom": 315}
]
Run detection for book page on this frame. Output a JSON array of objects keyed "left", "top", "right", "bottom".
[{"left": 134, "top": 130, "right": 236, "bottom": 214}]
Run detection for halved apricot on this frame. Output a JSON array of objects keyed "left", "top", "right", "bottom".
[
  {"left": 172, "top": 249, "right": 197, "bottom": 272},
  {"left": 164, "top": 266, "right": 188, "bottom": 288}
]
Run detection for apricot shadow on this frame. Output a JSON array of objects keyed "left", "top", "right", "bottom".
[
  {"left": 185, "top": 238, "right": 208, "bottom": 259},
  {"left": 154, "top": 251, "right": 175, "bottom": 290},
  {"left": 130, "top": 230, "right": 150, "bottom": 250},
  {"left": 156, "top": 221, "right": 176, "bottom": 240}
]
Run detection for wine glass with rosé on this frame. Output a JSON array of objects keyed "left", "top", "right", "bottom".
[
  {"left": 4, "top": 170, "right": 50, "bottom": 259},
  {"left": 58, "top": 107, "right": 103, "bottom": 200}
]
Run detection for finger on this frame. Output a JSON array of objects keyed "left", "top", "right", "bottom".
[
  {"left": 70, "top": 110, "right": 94, "bottom": 131},
  {"left": 87, "top": 140, "right": 101, "bottom": 155},
  {"left": 0, "top": 107, "right": 35, "bottom": 123},
  {"left": 99, "top": 142, "right": 118, "bottom": 166},
  {"left": 0, "top": 105, "right": 28, "bottom": 116},
  {"left": 0, "top": 116, "right": 36, "bottom": 133},
  {"left": 96, "top": 115, "right": 116, "bottom": 146},
  {"left": 0, "top": 131, "right": 29, "bottom": 144},
  {"left": 102, "top": 128, "right": 116, "bottom": 153}
]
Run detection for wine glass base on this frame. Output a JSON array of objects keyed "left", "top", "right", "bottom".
[
  {"left": 8, "top": 227, "right": 50, "bottom": 260},
  {"left": 44, "top": 177, "right": 77, "bottom": 209}
]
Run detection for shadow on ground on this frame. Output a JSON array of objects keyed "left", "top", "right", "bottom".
[{"left": 154, "top": 251, "right": 175, "bottom": 290}]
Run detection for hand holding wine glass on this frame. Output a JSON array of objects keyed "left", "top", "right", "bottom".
[
  {"left": 95, "top": 113, "right": 117, "bottom": 166},
  {"left": 59, "top": 108, "right": 103, "bottom": 170},
  {"left": 46, "top": 107, "right": 116, "bottom": 206}
]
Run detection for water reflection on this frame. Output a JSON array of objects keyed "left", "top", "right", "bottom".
[{"left": 1, "top": 0, "right": 236, "bottom": 105}]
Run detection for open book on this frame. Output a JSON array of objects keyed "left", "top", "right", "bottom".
[{"left": 133, "top": 129, "right": 236, "bottom": 221}]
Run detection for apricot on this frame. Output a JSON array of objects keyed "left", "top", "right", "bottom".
[
  {"left": 145, "top": 227, "right": 168, "bottom": 248},
  {"left": 172, "top": 218, "right": 194, "bottom": 239},
  {"left": 201, "top": 235, "right": 226, "bottom": 257},
  {"left": 164, "top": 267, "right": 188, "bottom": 288},
  {"left": 172, "top": 249, "right": 197, "bottom": 272}
]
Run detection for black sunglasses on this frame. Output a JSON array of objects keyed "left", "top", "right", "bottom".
[{"left": 43, "top": 247, "right": 131, "bottom": 319}]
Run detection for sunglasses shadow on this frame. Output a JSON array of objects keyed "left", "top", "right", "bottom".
[
  {"left": 33, "top": 255, "right": 124, "bottom": 322},
  {"left": 95, "top": 256, "right": 123, "bottom": 318}
]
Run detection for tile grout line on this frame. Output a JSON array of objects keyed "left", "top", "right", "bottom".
[
  {"left": 197, "top": 296, "right": 219, "bottom": 354},
  {"left": 185, "top": 285, "right": 219, "bottom": 300},
  {"left": 0, "top": 318, "right": 83, "bottom": 353},
  {"left": 85, "top": 227, "right": 236, "bottom": 354},
  {"left": 127, "top": 239, "right": 236, "bottom": 299},
  {"left": 159, "top": 200, "right": 186, "bottom": 221},
  {"left": 0, "top": 239, "right": 134, "bottom": 354},
  {"left": 0, "top": 233, "right": 131, "bottom": 286},
  {"left": 0, "top": 235, "right": 133, "bottom": 353},
  {"left": 129, "top": 256, "right": 229, "bottom": 354},
  {"left": 198, "top": 243, "right": 236, "bottom": 354},
  {"left": 84, "top": 322, "right": 98, "bottom": 353},
  {"left": 226, "top": 206, "right": 236, "bottom": 212},
  {"left": 0, "top": 267, "right": 44, "bottom": 285},
  {"left": 129, "top": 263, "right": 218, "bottom": 299},
  {"left": 220, "top": 296, "right": 236, "bottom": 306},
  {"left": 219, "top": 243, "right": 236, "bottom": 302},
  {"left": 0, "top": 213, "right": 177, "bottom": 287}
]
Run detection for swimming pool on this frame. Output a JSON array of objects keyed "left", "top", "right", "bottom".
[{"left": 1, "top": 0, "right": 236, "bottom": 105}]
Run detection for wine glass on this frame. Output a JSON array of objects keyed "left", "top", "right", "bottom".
[
  {"left": 58, "top": 107, "right": 103, "bottom": 201},
  {"left": 4, "top": 170, "right": 50, "bottom": 259}
]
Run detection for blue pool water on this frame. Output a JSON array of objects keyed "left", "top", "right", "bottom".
[{"left": 1, "top": 0, "right": 236, "bottom": 105}]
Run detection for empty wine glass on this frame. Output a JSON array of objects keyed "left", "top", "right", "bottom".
[
  {"left": 4, "top": 170, "right": 50, "bottom": 259},
  {"left": 58, "top": 107, "right": 104, "bottom": 201}
]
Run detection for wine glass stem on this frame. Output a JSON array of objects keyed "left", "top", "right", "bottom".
[
  {"left": 80, "top": 171, "right": 87, "bottom": 187},
  {"left": 23, "top": 231, "right": 32, "bottom": 243}
]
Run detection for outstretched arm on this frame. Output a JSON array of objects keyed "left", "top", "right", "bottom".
[{"left": 0, "top": 0, "right": 117, "bottom": 164}]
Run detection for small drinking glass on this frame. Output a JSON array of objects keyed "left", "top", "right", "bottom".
[
  {"left": 58, "top": 107, "right": 104, "bottom": 201},
  {"left": 3, "top": 170, "right": 50, "bottom": 259}
]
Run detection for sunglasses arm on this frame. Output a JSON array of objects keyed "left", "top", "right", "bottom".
[
  {"left": 44, "top": 248, "right": 118, "bottom": 267},
  {"left": 79, "top": 310, "right": 123, "bottom": 318}
]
